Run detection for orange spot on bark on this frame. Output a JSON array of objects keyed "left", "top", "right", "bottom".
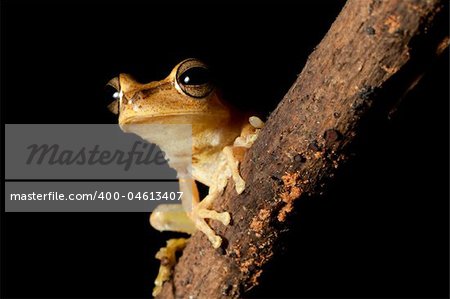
[
  {"left": 384, "top": 15, "right": 401, "bottom": 34},
  {"left": 277, "top": 172, "right": 303, "bottom": 222}
]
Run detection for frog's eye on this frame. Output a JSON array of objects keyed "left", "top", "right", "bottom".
[
  {"left": 176, "top": 59, "right": 213, "bottom": 99},
  {"left": 179, "top": 67, "right": 210, "bottom": 85},
  {"left": 105, "top": 77, "right": 121, "bottom": 114}
]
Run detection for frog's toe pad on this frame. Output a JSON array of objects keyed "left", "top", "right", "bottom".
[
  {"left": 211, "top": 235, "right": 223, "bottom": 249},
  {"left": 249, "top": 116, "right": 264, "bottom": 129},
  {"left": 235, "top": 179, "right": 245, "bottom": 194}
]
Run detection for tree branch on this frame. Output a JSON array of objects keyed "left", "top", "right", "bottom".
[{"left": 157, "top": 0, "right": 448, "bottom": 297}]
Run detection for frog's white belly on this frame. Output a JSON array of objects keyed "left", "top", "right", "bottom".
[{"left": 125, "top": 122, "right": 239, "bottom": 188}]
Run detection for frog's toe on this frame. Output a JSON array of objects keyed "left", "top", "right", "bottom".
[
  {"left": 196, "top": 218, "right": 223, "bottom": 248},
  {"left": 197, "top": 209, "right": 230, "bottom": 226},
  {"left": 222, "top": 211, "right": 231, "bottom": 225},
  {"left": 219, "top": 211, "right": 231, "bottom": 226},
  {"left": 191, "top": 208, "right": 231, "bottom": 248},
  {"left": 235, "top": 178, "right": 246, "bottom": 194}
]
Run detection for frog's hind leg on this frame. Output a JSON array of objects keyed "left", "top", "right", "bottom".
[
  {"left": 149, "top": 204, "right": 194, "bottom": 297},
  {"left": 152, "top": 238, "right": 187, "bottom": 297},
  {"left": 150, "top": 204, "right": 196, "bottom": 234},
  {"left": 149, "top": 180, "right": 198, "bottom": 297}
]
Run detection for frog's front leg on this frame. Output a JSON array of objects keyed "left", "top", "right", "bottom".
[
  {"left": 149, "top": 201, "right": 195, "bottom": 297},
  {"left": 222, "top": 116, "right": 264, "bottom": 194},
  {"left": 150, "top": 177, "right": 229, "bottom": 248},
  {"left": 179, "top": 177, "right": 231, "bottom": 247},
  {"left": 191, "top": 116, "right": 264, "bottom": 247},
  {"left": 188, "top": 176, "right": 231, "bottom": 248},
  {"left": 222, "top": 146, "right": 247, "bottom": 194},
  {"left": 189, "top": 149, "right": 243, "bottom": 249},
  {"left": 149, "top": 179, "right": 199, "bottom": 297}
]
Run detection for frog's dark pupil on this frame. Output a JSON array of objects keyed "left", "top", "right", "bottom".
[
  {"left": 180, "top": 67, "right": 210, "bottom": 85},
  {"left": 104, "top": 85, "right": 119, "bottom": 101}
]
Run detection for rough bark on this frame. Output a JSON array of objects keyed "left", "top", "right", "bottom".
[{"left": 157, "top": 0, "right": 448, "bottom": 298}]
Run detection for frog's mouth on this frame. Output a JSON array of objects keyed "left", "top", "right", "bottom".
[{"left": 119, "top": 111, "right": 229, "bottom": 125}]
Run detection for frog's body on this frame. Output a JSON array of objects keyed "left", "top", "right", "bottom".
[{"left": 108, "top": 59, "right": 263, "bottom": 296}]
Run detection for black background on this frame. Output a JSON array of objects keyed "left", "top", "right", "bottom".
[{"left": 1, "top": 1, "right": 448, "bottom": 298}]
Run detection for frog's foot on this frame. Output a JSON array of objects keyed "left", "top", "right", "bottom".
[{"left": 153, "top": 238, "right": 187, "bottom": 297}]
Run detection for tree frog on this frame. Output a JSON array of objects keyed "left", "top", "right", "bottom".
[{"left": 107, "top": 58, "right": 263, "bottom": 295}]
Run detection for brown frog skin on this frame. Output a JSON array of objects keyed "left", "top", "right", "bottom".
[{"left": 108, "top": 58, "right": 263, "bottom": 296}]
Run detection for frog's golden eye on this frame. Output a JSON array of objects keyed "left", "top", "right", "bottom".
[{"left": 176, "top": 59, "right": 213, "bottom": 99}]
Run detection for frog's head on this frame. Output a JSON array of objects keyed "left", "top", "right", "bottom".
[{"left": 107, "top": 58, "right": 231, "bottom": 126}]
